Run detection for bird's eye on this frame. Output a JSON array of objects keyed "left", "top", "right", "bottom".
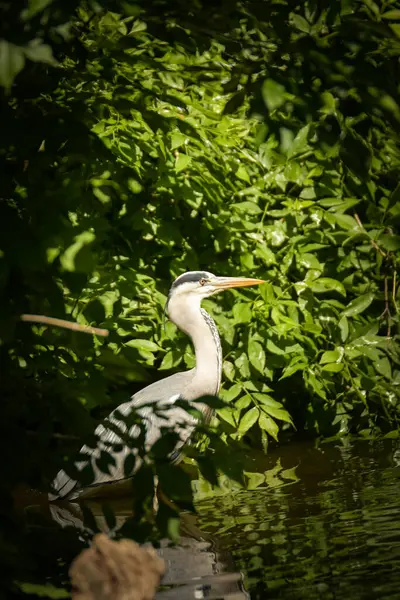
[{"left": 199, "top": 279, "right": 206, "bottom": 286}]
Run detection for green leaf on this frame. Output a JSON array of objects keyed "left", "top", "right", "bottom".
[
  {"left": 280, "top": 361, "right": 307, "bottom": 379},
  {"left": 175, "top": 153, "right": 191, "bottom": 172},
  {"left": 234, "top": 353, "right": 251, "bottom": 378},
  {"left": 0, "top": 40, "right": 25, "bottom": 90},
  {"left": 305, "top": 371, "right": 326, "bottom": 399},
  {"left": 261, "top": 79, "right": 286, "bottom": 112},
  {"left": 297, "top": 252, "right": 321, "bottom": 270},
  {"left": 290, "top": 13, "right": 311, "bottom": 33},
  {"left": 171, "top": 132, "right": 187, "bottom": 150},
  {"left": 258, "top": 412, "right": 279, "bottom": 441},
  {"left": 23, "top": 39, "right": 58, "bottom": 65},
  {"left": 260, "top": 405, "right": 293, "bottom": 424},
  {"left": 382, "top": 9, "right": 400, "bottom": 19},
  {"left": 217, "top": 407, "right": 236, "bottom": 427},
  {"left": 342, "top": 293, "right": 374, "bottom": 317},
  {"left": 310, "top": 278, "right": 346, "bottom": 296},
  {"left": 338, "top": 316, "right": 349, "bottom": 342},
  {"left": 253, "top": 394, "right": 283, "bottom": 409},
  {"left": 255, "top": 245, "right": 276, "bottom": 266},
  {"left": 159, "top": 350, "right": 181, "bottom": 370},
  {"left": 223, "top": 383, "right": 242, "bottom": 402},
  {"left": 248, "top": 339, "right": 266, "bottom": 373},
  {"left": 232, "top": 201, "right": 262, "bottom": 215},
  {"left": 236, "top": 165, "right": 251, "bottom": 183},
  {"left": 330, "top": 213, "right": 360, "bottom": 231},
  {"left": 223, "top": 360, "right": 235, "bottom": 381},
  {"left": 259, "top": 281, "right": 276, "bottom": 304},
  {"left": 320, "top": 348, "right": 342, "bottom": 364},
  {"left": 376, "top": 357, "right": 392, "bottom": 379},
  {"left": 129, "top": 19, "right": 147, "bottom": 34},
  {"left": 21, "top": 0, "right": 54, "bottom": 20},
  {"left": 339, "top": 129, "right": 372, "bottom": 179},
  {"left": 237, "top": 406, "right": 259, "bottom": 435},
  {"left": 266, "top": 339, "right": 286, "bottom": 355},
  {"left": 321, "top": 363, "right": 344, "bottom": 373},
  {"left": 288, "top": 124, "right": 310, "bottom": 157},
  {"left": 232, "top": 302, "right": 252, "bottom": 323},
  {"left": 378, "top": 234, "right": 400, "bottom": 251},
  {"left": 125, "top": 339, "right": 159, "bottom": 352},
  {"left": 235, "top": 395, "right": 252, "bottom": 409},
  {"left": 60, "top": 231, "right": 96, "bottom": 272},
  {"left": 15, "top": 583, "right": 69, "bottom": 598}
]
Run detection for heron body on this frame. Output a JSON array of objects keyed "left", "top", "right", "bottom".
[{"left": 51, "top": 271, "right": 263, "bottom": 500}]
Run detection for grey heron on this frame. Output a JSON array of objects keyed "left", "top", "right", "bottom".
[{"left": 51, "top": 271, "right": 263, "bottom": 500}]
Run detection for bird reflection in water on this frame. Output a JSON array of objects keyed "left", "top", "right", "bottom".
[{"left": 49, "top": 497, "right": 249, "bottom": 600}]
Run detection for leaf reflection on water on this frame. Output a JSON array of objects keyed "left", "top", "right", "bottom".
[
  {"left": 47, "top": 438, "right": 400, "bottom": 600},
  {"left": 195, "top": 439, "right": 400, "bottom": 600}
]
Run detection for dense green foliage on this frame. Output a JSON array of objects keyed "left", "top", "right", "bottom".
[{"left": 1, "top": 0, "right": 400, "bottom": 596}]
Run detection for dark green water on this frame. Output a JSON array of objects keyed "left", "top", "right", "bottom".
[
  {"left": 195, "top": 438, "right": 400, "bottom": 599},
  {"left": 45, "top": 438, "right": 400, "bottom": 599}
]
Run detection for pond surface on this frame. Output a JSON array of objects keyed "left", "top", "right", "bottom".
[
  {"left": 44, "top": 437, "right": 400, "bottom": 599},
  {"left": 195, "top": 438, "right": 400, "bottom": 600}
]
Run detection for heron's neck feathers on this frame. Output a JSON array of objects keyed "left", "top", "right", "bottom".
[
  {"left": 199, "top": 307, "right": 222, "bottom": 391},
  {"left": 167, "top": 295, "right": 222, "bottom": 398}
]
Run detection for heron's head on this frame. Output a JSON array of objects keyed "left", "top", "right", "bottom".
[{"left": 167, "top": 271, "right": 264, "bottom": 309}]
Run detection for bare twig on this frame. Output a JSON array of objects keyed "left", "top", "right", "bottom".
[
  {"left": 21, "top": 314, "right": 109, "bottom": 337},
  {"left": 393, "top": 270, "right": 399, "bottom": 315},
  {"left": 26, "top": 431, "right": 80, "bottom": 441},
  {"left": 379, "top": 277, "right": 392, "bottom": 338},
  {"left": 354, "top": 213, "right": 386, "bottom": 257}
]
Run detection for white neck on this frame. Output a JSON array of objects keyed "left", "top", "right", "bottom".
[{"left": 167, "top": 294, "right": 222, "bottom": 399}]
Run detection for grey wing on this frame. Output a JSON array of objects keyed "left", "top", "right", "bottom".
[{"left": 50, "top": 371, "right": 196, "bottom": 500}]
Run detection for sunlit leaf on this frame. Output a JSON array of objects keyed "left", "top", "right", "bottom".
[
  {"left": 175, "top": 153, "right": 191, "bottom": 172},
  {"left": 376, "top": 357, "right": 392, "bottom": 379},
  {"left": 321, "top": 363, "right": 344, "bottom": 372},
  {"left": 320, "top": 348, "right": 343, "bottom": 364},
  {"left": 342, "top": 293, "right": 374, "bottom": 317},
  {"left": 338, "top": 316, "right": 349, "bottom": 342},
  {"left": 125, "top": 339, "right": 159, "bottom": 352},
  {"left": 232, "top": 201, "right": 262, "bottom": 215},
  {"left": 171, "top": 132, "right": 187, "bottom": 150},
  {"left": 260, "top": 404, "right": 293, "bottom": 425},
  {"left": 237, "top": 406, "right": 259, "bottom": 435},
  {"left": 266, "top": 339, "right": 286, "bottom": 355},
  {"left": 310, "top": 278, "right": 346, "bottom": 296},
  {"left": 258, "top": 412, "right": 279, "bottom": 441},
  {"left": 232, "top": 302, "right": 252, "bottom": 323},
  {"left": 248, "top": 339, "right": 266, "bottom": 374},
  {"left": 217, "top": 407, "right": 236, "bottom": 427},
  {"left": 236, "top": 165, "right": 251, "bottom": 183},
  {"left": 60, "top": 231, "right": 96, "bottom": 272}
]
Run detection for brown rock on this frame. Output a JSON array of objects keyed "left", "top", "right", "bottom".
[{"left": 70, "top": 534, "right": 165, "bottom": 600}]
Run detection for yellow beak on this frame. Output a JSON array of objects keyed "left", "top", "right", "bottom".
[{"left": 211, "top": 276, "right": 264, "bottom": 290}]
